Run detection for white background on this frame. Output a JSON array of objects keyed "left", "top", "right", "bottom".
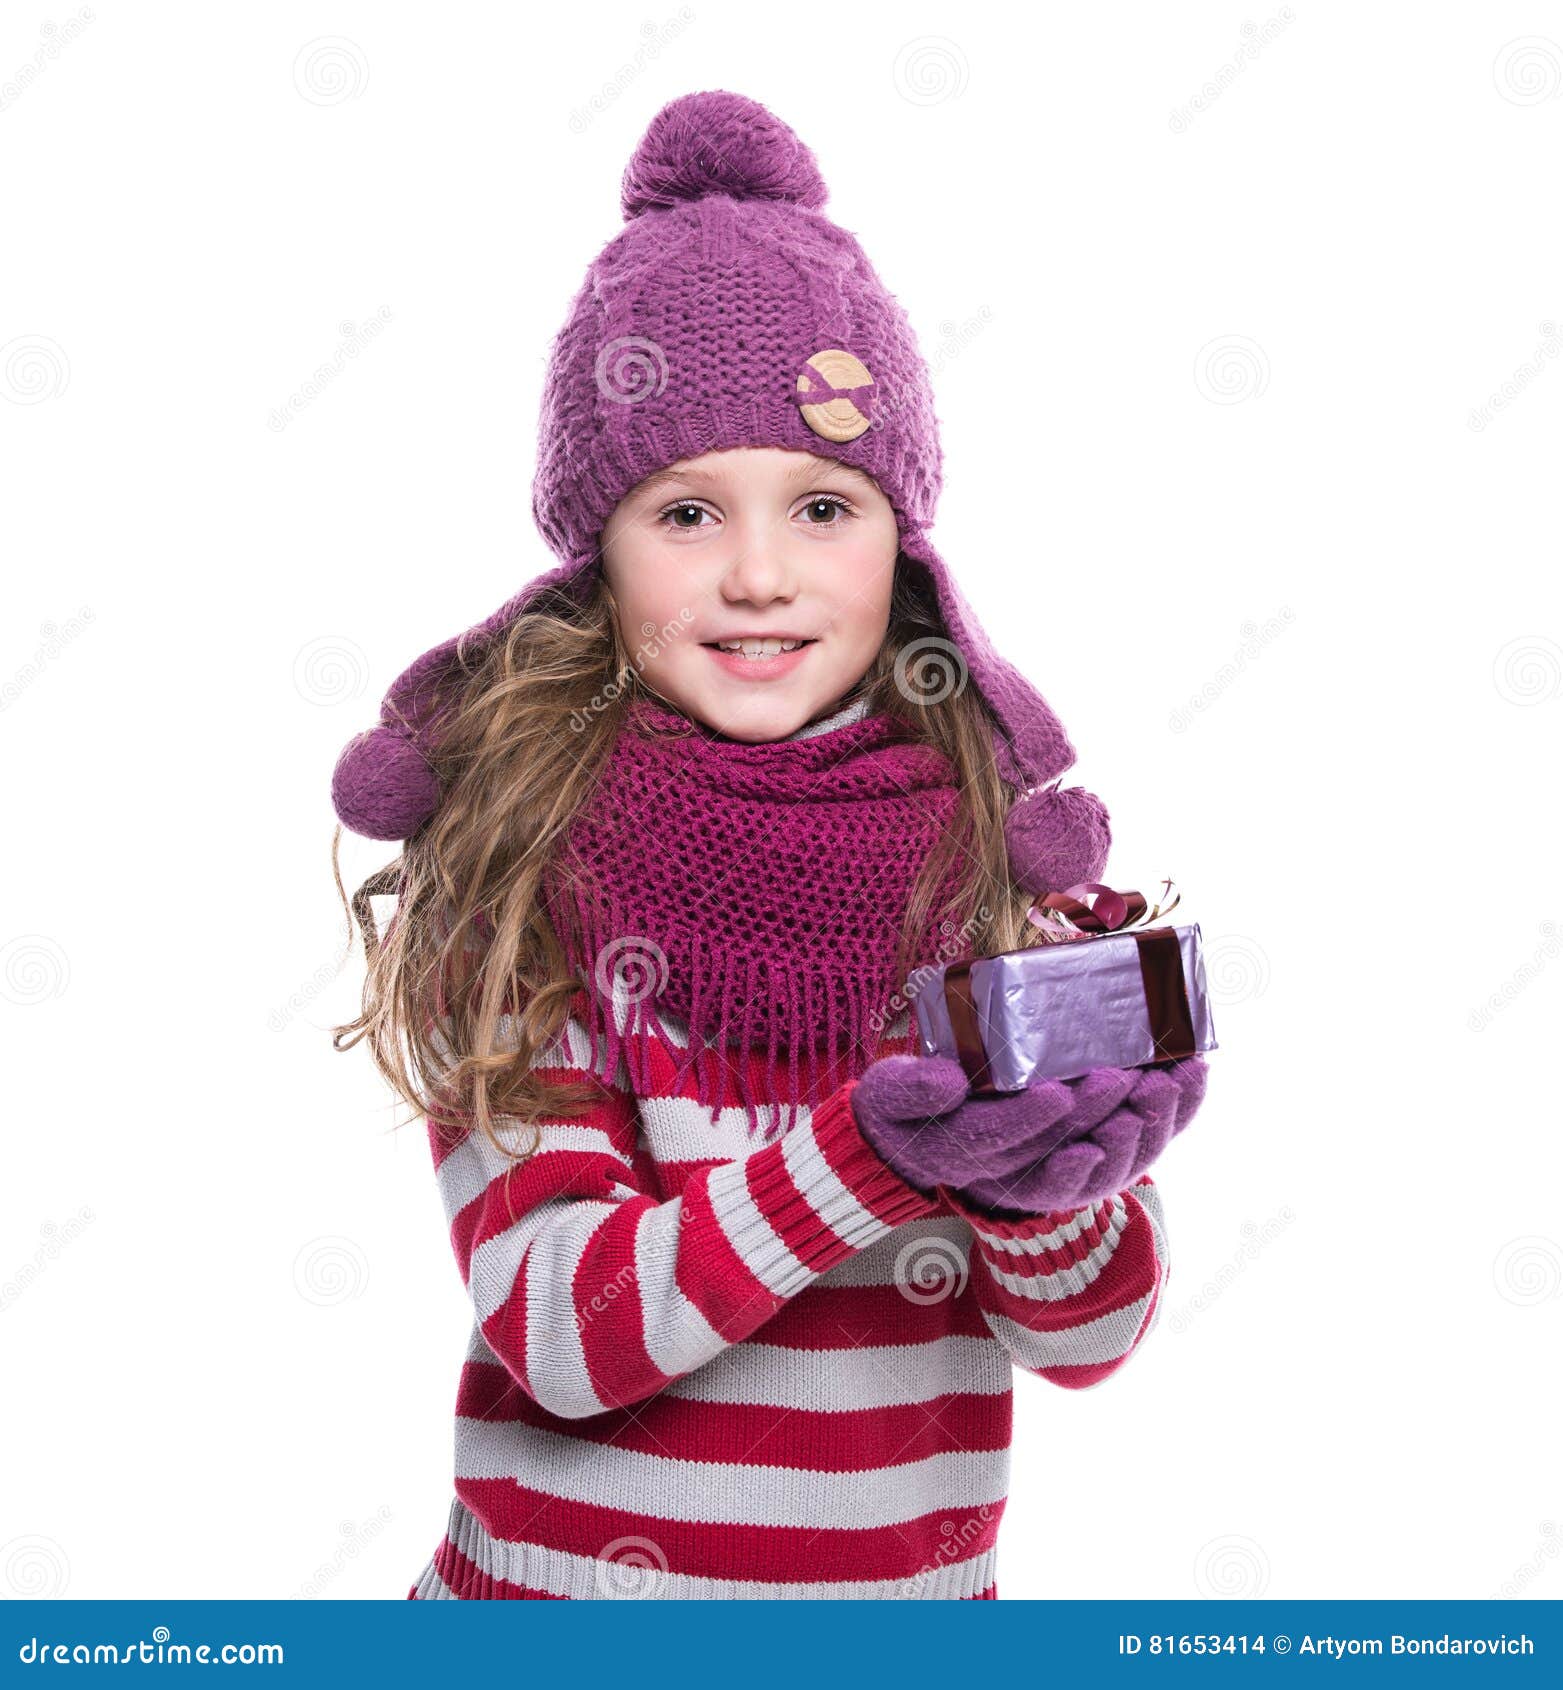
[{"left": 2, "top": 1, "right": 1560, "bottom": 1602}]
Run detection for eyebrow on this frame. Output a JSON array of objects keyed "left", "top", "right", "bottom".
[{"left": 633, "top": 458, "right": 877, "bottom": 497}]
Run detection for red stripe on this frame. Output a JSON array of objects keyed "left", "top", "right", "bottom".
[
  {"left": 974, "top": 1198, "right": 1159, "bottom": 1334},
  {"left": 573, "top": 1201, "right": 668, "bottom": 1410},
  {"left": 749, "top": 1279, "right": 991, "bottom": 1348},
  {"left": 456, "top": 1364, "right": 1013, "bottom": 1468},
  {"left": 673, "top": 1165, "right": 786, "bottom": 1336},
  {"left": 457, "top": 1477, "right": 1003, "bottom": 1586},
  {"left": 1035, "top": 1273, "right": 1163, "bottom": 1389}
]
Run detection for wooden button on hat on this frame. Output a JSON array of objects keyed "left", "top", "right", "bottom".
[{"left": 794, "top": 348, "right": 876, "bottom": 442}]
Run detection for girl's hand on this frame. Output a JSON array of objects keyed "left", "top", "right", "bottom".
[{"left": 851, "top": 1051, "right": 1208, "bottom": 1217}]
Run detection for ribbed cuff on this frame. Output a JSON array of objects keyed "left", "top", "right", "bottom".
[{"left": 936, "top": 1182, "right": 1110, "bottom": 1263}]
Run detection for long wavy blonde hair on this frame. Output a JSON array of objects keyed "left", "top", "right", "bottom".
[{"left": 331, "top": 555, "right": 1049, "bottom": 1167}]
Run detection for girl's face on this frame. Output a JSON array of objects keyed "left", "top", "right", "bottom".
[{"left": 599, "top": 446, "right": 898, "bottom": 742}]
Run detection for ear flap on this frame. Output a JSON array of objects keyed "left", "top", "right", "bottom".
[
  {"left": 1003, "top": 780, "right": 1111, "bottom": 895},
  {"left": 331, "top": 726, "right": 442, "bottom": 842},
  {"left": 329, "top": 563, "right": 588, "bottom": 840}
]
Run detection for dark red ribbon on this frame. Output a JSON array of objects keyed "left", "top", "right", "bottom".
[{"left": 942, "top": 882, "right": 1195, "bottom": 1093}]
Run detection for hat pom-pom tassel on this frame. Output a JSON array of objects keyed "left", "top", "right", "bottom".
[
  {"left": 1003, "top": 783, "right": 1111, "bottom": 896},
  {"left": 331, "top": 726, "right": 442, "bottom": 841}
]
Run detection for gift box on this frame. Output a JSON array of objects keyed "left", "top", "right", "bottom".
[{"left": 912, "top": 879, "right": 1218, "bottom": 1093}]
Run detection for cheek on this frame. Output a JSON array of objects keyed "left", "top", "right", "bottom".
[
  {"left": 606, "top": 544, "right": 690, "bottom": 643},
  {"left": 826, "top": 548, "right": 896, "bottom": 646}
]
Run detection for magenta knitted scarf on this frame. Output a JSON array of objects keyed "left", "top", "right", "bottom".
[{"left": 541, "top": 696, "right": 971, "bottom": 1134}]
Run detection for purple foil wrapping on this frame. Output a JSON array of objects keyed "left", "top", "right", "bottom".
[{"left": 912, "top": 922, "right": 1218, "bottom": 1091}]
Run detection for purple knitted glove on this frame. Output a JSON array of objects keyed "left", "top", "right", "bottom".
[{"left": 851, "top": 1052, "right": 1208, "bottom": 1218}]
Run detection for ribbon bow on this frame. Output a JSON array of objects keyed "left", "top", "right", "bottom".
[{"left": 1026, "top": 877, "right": 1181, "bottom": 942}]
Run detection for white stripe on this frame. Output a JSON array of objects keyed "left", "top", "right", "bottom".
[
  {"left": 487, "top": 1012, "right": 631, "bottom": 1089},
  {"left": 454, "top": 1421, "right": 1008, "bottom": 1530},
  {"left": 467, "top": 1194, "right": 588, "bottom": 1324},
  {"left": 435, "top": 1121, "right": 632, "bottom": 1224},
  {"left": 1126, "top": 1180, "right": 1170, "bottom": 1267},
  {"left": 425, "top": 1494, "right": 997, "bottom": 1601},
  {"left": 778, "top": 1113, "right": 888, "bottom": 1252},
  {"left": 659, "top": 1331, "right": 1012, "bottom": 1410},
  {"left": 705, "top": 1155, "right": 813, "bottom": 1299},
  {"left": 632, "top": 1199, "right": 726, "bottom": 1379},
  {"left": 813, "top": 1217, "right": 972, "bottom": 1287},
  {"left": 1124, "top": 1182, "right": 1170, "bottom": 1344},
  {"left": 985, "top": 1289, "right": 1156, "bottom": 1375},
  {"left": 638, "top": 1089, "right": 799, "bottom": 1163},
  {"left": 520, "top": 1201, "right": 625, "bottom": 1417}
]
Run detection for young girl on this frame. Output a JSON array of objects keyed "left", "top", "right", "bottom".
[{"left": 330, "top": 90, "right": 1208, "bottom": 1602}]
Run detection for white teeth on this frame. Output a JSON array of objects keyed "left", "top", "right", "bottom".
[{"left": 715, "top": 638, "right": 804, "bottom": 657}]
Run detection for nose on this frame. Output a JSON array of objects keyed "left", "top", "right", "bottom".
[{"left": 716, "top": 524, "right": 799, "bottom": 610}]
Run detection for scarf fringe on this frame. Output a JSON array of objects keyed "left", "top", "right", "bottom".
[{"left": 556, "top": 872, "right": 902, "bottom": 1144}]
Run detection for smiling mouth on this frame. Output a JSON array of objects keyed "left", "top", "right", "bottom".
[{"left": 700, "top": 637, "right": 819, "bottom": 658}]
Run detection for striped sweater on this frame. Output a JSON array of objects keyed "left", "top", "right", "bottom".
[{"left": 406, "top": 990, "right": 1171, "bottom": 1601}]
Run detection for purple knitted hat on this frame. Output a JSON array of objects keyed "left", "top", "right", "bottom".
[{"left": 331, "top": 90, "right": 1109, "bottom": 894}]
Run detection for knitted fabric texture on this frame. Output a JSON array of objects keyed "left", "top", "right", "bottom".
[{"left": 541, "top": 695, "right": 971, "bottom": 1135}]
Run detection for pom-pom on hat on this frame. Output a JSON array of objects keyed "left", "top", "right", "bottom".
[{"left": 332, "top": 89, "right": 1109, "bottom": 892}]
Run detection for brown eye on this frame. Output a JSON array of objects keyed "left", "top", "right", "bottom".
[
  {"left": 801, "top": 494, "right": 852, "bottom": 524},
  {"left": 659, "top": 502, "right": 711, "bottom": 529}
]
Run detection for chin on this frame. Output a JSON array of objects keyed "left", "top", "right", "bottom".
[{"left": 683, "top": 688, "right": 810, "bottom": 743}]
